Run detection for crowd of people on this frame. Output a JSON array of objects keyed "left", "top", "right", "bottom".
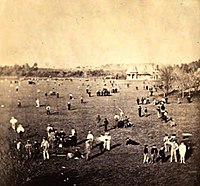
[{"left": 7, "top": 78, "right": 193, "bottom": 166}]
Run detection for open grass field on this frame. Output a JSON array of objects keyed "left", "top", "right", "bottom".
[{"left": 0, "top": 78, "right": 199, "bottom": 186}]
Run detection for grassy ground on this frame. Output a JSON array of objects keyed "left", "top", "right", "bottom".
[{"left": 0, "top": 78, "right": 199, "bottom": 186}]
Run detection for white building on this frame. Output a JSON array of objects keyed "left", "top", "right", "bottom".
[{"left": 126, "top": 64, "right": 159, "bottom": 80}]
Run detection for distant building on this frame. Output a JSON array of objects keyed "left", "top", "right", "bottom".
[{"left": 126, "top": 64, "right": 159, "bottom": 80}]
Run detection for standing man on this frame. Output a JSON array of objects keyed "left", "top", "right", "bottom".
[
  {"left": 159, "top": 146, "right": 165, "bottom": 163},
  {"left": 86, "top": 131, "right": 94, "bottom": 147},
  {"left": 69, "top": 93, "right": 73, "bottom": 100},
  {"left": 41, "top": 137, "right": 50, "bottom": 160},
  {"left": 170, "top": 140, "right": 179, "bottom": 163},
  {"left": 96, "top": 114, "right": 101, "bottom": 124},
  {"left": 144, "top": 107, "right": 148, "bottom": 117},
  {"left": 36, "top": 98, "right": 40, "bottom": 107},
  {"left": 16, "top": 124, "right": 25, "bottom": 139},
  {"left": 46, "top": 105, "right": 51, "bottom": 115},
  {"left": 163, "top": 134, "right": 170, "bottom": 152},
  {"left": 104, "top": 118, "right": 109, "bottom": 132},
  {"left": 67, "top": 101, "right": 71, "bottom": 110},
  {"left": 17, "top": 100, "right": 21, "bottom": 107},
  {"left": 138, "top": 106, "right": 142, "bottom": 117},
  {"left": 143, "top": 145, "right": 149, "bottom": 164},
  {"left": 80, "top": 96, "right": 83, "bottom": 103},
  {"left": 179, "top": 142, "right": 187, "bottom": 164},
  {"left": 118, "top": 108, "right": 124, "bottom": 120},
  {"left": 10, "top": 116, "right": 18, "bottom": 130},
  {"left": 25, "top": 140, "right": 32, "bottom": 159},
  {"left": 156, "top": 106, "right": 161, "bottom": 119},
  {"left": 151, "top": 145, "right": 158, "bottom": 163},
  {"left": 104, "top": 132, "right": 111, "bottom": 151},
  {"left": 85, "top": 141, "right": 91, "bottom": 160},
  {"left": 136, "top": 98, "right": 140, "bottom": 105},
  {"left": 187, "top": 95, "right": 192, "bottom": 103}
]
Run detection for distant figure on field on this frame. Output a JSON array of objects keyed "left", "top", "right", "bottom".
[
  {"left": 187, "top": 95, "right": 192, "bottom": 103},
  {"left": 96, "top": 114, "right": 101, "bottom": 123},
  {"left": 67, "top": 101, "right": 71, "bottom": 110},
  {"left": 143, "top": 107, "right": 148, "bottom": 117},
  {"left": 25, "top": 140, "right": 32, "bottom": 159},
  {"left": 17, "top": 100, "right": 21, "bottom": 107},
  {"left": 138, "top": 106, "right": 142, "bottom": 117},
  {"left": 104, "top": 118, "right": 109, "bottom": 132},
  {"left": 10, "top": 116, "right": 18, "bottom": 130},
  {"left": 36, "top": 98, "right": 40, "bottom": 107},
  {"left": 143, "top": 145, "right": 149, "bottom": 164},
  {"left": 16, "top": 124, "right": 25, "bottom": 139},
  {"left": 80, "top": 96, "right": 83, "bottom": 103},
  {"left": 46, "top": 105, "right": 51, "bottom": 115},
  {"left": 86, "top": 131, "right": 94, "bottom": 147},
  {"left": 85, "top": 141, "right": 91, "bottom": 160},
  {"left": 104, "top": 132, "right": 111, "bottom": 151}
]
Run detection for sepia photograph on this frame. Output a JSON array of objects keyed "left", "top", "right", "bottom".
[{"left": 0, "top": 0, "right": 199, "bottom": 186}]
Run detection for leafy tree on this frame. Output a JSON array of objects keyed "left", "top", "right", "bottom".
[{"left": 159, "top": 66, "right": 174, "bottom": 95}]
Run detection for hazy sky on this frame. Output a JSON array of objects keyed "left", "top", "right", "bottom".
[{"left": 0, "top": 0, "right": 199, "bottom": 68}]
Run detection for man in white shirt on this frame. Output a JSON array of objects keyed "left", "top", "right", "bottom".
[
  {"left": 10, "top": 116, "right": 18, "bottom": 130},
  {"left": 179, "top": 142, "right": 187, "bottom": 164},
  {"left": 104, "top": 132, "right": 111, "bottom": 151},
  {"left": 16, "top": 124, "right": 25, "bottom": 139},
  {"left": 41, "top": 137, "right": 50, "bottom": 160},
  {"left": 86, "top": 131, "right": 94, "bottom": 147},
  {"left": 170, "top": 140, "right": 179, "bottom": 163},
  {"left": 36, "top": 98, "right": 40, "bottom": 107}
]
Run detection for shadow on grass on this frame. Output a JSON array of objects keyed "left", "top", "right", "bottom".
[
  {"left": 110, "top": 143, "right": 121, "bottom": 150},
  {"left": 51, "top": 111, "right": 59, "bottom": 115},
  {"left": 39, "top": 104, "right": 46, "bottom": 107},
  {"left": 89, "top": 151, "right": 104, "bottom": 160},
  {"left": 107, "top": 126, "right": 117, "bottom": 132},
  {"left": 76, "top": 139, "right": 87, "bottom": 146}
]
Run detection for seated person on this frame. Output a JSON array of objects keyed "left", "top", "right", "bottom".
[{"left": 74, "top": 148, "right": 84, "bottom": 159}]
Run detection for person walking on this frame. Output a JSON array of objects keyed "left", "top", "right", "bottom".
[
  {"left": 41, "top": 137, "right": 50, "bottom": 160},
  {"left": 170, "top": 140, "right": 179, "bottom": 163},
  {"left": 179, "top": 142, "right": 187, "bottom": 164}
]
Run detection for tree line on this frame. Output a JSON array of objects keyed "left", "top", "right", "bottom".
[
  {"left": 0, "top": 63, "right": 109, "bottom": 78},
  {"left": 159, "top": 59, "right": 200, "bottom": 96}
]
